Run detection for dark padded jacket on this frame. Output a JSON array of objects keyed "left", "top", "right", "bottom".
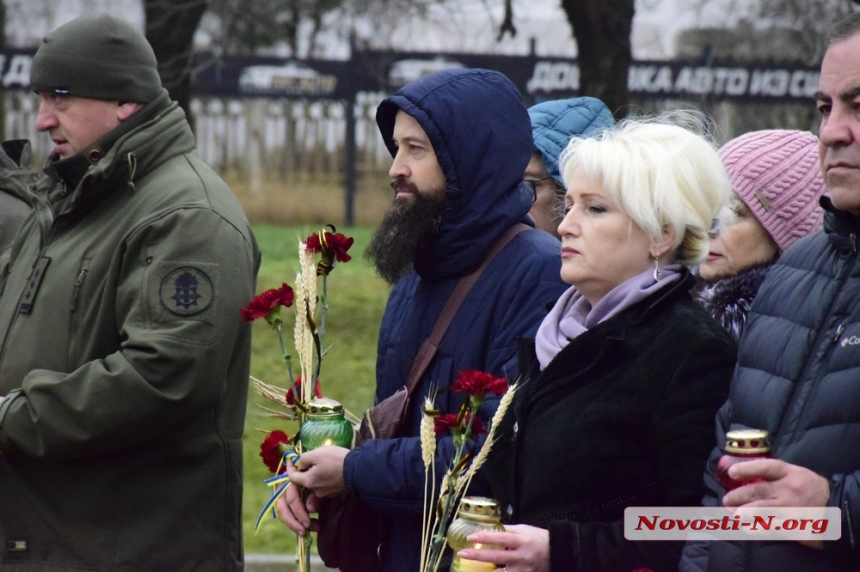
[
  {"left": 342, "top": 69, "right": 568, "bottom": 571},
  {"left": 681, "top": 198, "right": 860, "bottom": 571}
]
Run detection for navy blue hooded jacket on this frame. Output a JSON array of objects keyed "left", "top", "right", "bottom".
[{"left": 342, "top": 69, "right": 568, "bottom": 571}]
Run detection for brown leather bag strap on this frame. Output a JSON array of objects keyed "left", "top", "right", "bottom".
[{"left": 403, "top": 223, "right": 530, "bottom": 397}]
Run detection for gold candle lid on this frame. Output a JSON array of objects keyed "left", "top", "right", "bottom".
[
  {"left": 725, "top": 429, "right": 770, "bottom": 454},
  {"left": 306, "top": 397, "right": 344, "bottom": 418},
  {"left": 457, "top": 496, "right": 501, "bottom": 522}
]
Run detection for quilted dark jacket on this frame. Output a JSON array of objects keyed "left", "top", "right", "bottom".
[{"left": 681, "top": 198, "right": 860, "bottom": 571}]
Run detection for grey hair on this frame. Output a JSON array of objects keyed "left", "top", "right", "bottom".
[{"left": 827, "top": 11, "right": 860, "bottom": 46}]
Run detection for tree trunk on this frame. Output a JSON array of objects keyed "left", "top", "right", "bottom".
[
  {"left": 144, "top": 0, "right": 208, "bottom": 129},
  {"left": 560, "top": 0, "right": 634, "bottom": 121}
]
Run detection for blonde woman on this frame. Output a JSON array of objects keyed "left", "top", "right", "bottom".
[{"left": 465, "top": 113, "right": 738, "bottom": 572}]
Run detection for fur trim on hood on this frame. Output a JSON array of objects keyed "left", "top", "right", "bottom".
[{"left": 697, "top": 263, "right": 772, "bottom": 340}]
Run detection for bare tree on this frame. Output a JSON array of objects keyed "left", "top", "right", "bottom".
[
  {"left": 488, "top": 0, "right": 634, "bottom": 120},
  {"left": 204, "top": 0, "right": 345, "bottom": 57},
  {"left": 202, "top": 0, "right": 464, "bottom": 58},
  {"left": 559, "top": 0, "right": 634, "bottom": 120},
  {"left": 754, "top": 0, "right": 857, "bottom": 62},
  {"left": 144, "top": 0, "right": 207, "bottom": 127},
  {"left": 683, "top": 0, "right": 859, "bottom": 137}
]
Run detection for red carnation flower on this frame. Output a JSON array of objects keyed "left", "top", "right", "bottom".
[
  {"left": 284, "top": 376, "right": 323, "bottom": 406},
  {"left": 305, "top": 231, "right": 354, "bottom": 263},
  {"left": 260, "top": 430, "right": 292, "bottom": 473},
  {"left": 434, "top": 413, "right": 459, "bottom": 436},
  {"left": 451, "top": 370, "right": 509, "bottom": 398},
  {"left": 469, "top": 414, "right": 487, "bottom": 435},
  {"left": 240, "top": 283, "right": 294, "bottom": 323},
  {"left": 433, "top": 412, "right": 486, "bottom": 436}
]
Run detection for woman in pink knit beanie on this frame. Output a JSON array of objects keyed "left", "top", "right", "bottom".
[{"left": 698, "top": 129, "right": 827, "bottom": 339}]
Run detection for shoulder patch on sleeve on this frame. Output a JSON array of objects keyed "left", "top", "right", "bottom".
[{"left": 153, "top": 262, "right": 219, "bottom": 322}]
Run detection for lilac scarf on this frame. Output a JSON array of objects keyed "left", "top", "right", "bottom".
[{"left": 535, "top": 265, "right": 683, "bottom": 370}]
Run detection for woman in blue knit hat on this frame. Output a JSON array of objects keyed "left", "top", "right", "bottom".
[{"left": 525, "top": 97, "right": 615, "bottom": 238}]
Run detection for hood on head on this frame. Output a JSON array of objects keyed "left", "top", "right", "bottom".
[{"left": 375, "top": 68, "right": 534, "bottom": 278}]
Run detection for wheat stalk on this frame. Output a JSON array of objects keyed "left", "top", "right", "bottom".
[
  {"left": 456, "top": 381, "right": 519, "bottom": 498},
  {"left": 255, "top": 403, "right": 299, "bottom": 421},
  {"left": 419, "top": 395, "right": 438, "bottom": 572},
  {"left": 299, "top": 241, "right": 318, "bottom": 403},
  {"left": 420, "top": 399, "right": 437, "bottom": 469},
  {"left": 251, "top": 376, "right": 290, "bottom": 405},
  {"left": 293, "top": 240, "right": 318, "bottom": 405}
]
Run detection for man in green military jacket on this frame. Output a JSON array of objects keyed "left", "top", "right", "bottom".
[{"left": 0, "top": 13, "right": 259, "bottom": 571}]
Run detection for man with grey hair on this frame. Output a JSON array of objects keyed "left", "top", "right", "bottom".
[{"left": 0, "top": 13, "right": 258, "bottom": 570}]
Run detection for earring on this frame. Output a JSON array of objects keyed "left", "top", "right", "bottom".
[{"left": 653, "top": 257, "right": 661, "bottom": 281}]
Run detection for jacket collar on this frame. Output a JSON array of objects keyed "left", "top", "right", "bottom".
[
  {"left": 46, "top": 92, "right": 172, "bottom": 193},
  {"left": 527, "top": 268, "right": 696, "bottom": 386},
  {"left": 823, "top": 196, "right": 860, "bottom": 253},
  {"left": 623, "top": 267, "right": 696, "bottom": 325},
  {"left": 42, "top": 92, "right": 191, "bottom": 218},
  {"left": 697, "top": 263, "right": 772, "bottom": 340}
]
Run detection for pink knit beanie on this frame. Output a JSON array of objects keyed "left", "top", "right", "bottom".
[{"left": 718, "top": 129, "right": 827, "bottom": 253}]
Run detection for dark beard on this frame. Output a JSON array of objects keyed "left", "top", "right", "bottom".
[{"left": 366, "top": 187, "right": 446, "bottom": 285}]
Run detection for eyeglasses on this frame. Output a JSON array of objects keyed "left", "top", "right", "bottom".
[
  {"left": 523, "top": 176, "right": 565, "bottom": 203},
  {"left": 709, "top": 218, "right": 720, "bottom": 238}
]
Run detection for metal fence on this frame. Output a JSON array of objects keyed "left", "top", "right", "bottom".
[
  {"left": 3, "top": 91, "right": 395, "bottom": 225},
  {"left": 2, "top": 85, "right": 819, "bottom": 226},
  {"left": 5, "top": 91, "right": 392, "bottom": 176}
]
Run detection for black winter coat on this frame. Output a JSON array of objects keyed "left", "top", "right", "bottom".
[
  {"left": 681, "top": 199, "right": 860, "bottom": 572},
  {"left": 484, "top": 271, "right": 737, "bottom": 572}
]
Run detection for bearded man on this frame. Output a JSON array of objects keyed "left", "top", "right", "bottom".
[{"left": 278, "top": 68, "right": 567, "bottom": 571}]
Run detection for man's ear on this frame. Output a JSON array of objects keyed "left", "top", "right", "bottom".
[
  {"left": 117, "top": 102, "right": 142, "bottom": 121},
  {"left": 650, "top": 224, "right": 677, "bottom": 260}
]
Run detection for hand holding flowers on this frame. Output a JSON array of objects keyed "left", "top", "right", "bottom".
[
  {"left": 419, "top": 370, "right": 519, "bottom": 572},
  {"left": 241, "top": 225, "right": 355, "bottom": 571}
]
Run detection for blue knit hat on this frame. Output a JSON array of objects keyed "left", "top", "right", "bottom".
[{"left": 528, "top": 97, "right": 615, "bottom": 185}]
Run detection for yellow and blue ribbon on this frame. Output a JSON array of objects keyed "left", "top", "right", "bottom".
[{"left": 255, "top": 448, "right": 301, "bottom": 533}]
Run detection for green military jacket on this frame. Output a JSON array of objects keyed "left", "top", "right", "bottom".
[
  {"left": 0, "top": 92, "right": 259, "bottom": 571},
  {"left": 0, "top": 139, "right": 37, "bottom": 254}
]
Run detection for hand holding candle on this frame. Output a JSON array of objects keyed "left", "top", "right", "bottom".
[{"left": 457, "top": 524, "right": 550, "bottom": 572}]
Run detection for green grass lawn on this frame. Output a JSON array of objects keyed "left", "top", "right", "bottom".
[{"left": 243, "top": 223, "right": 389, "bottom": 553}]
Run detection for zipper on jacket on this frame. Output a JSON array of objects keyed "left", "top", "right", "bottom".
[
  {"left": 67, "top": 260, "right": 92, "bottom": 365},
  {"left": 852, "top": 233, "right": 858, "bottom": 253},
  {"left": 70, "top": 266, "right": 89, "bottom": 311},
  {"left": 833, "top": 323, "right": 845, "bottom": 343}
]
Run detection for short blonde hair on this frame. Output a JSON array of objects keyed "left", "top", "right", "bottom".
[{"left": 559, "top": 111, "right": 731, "bottom": 267}]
